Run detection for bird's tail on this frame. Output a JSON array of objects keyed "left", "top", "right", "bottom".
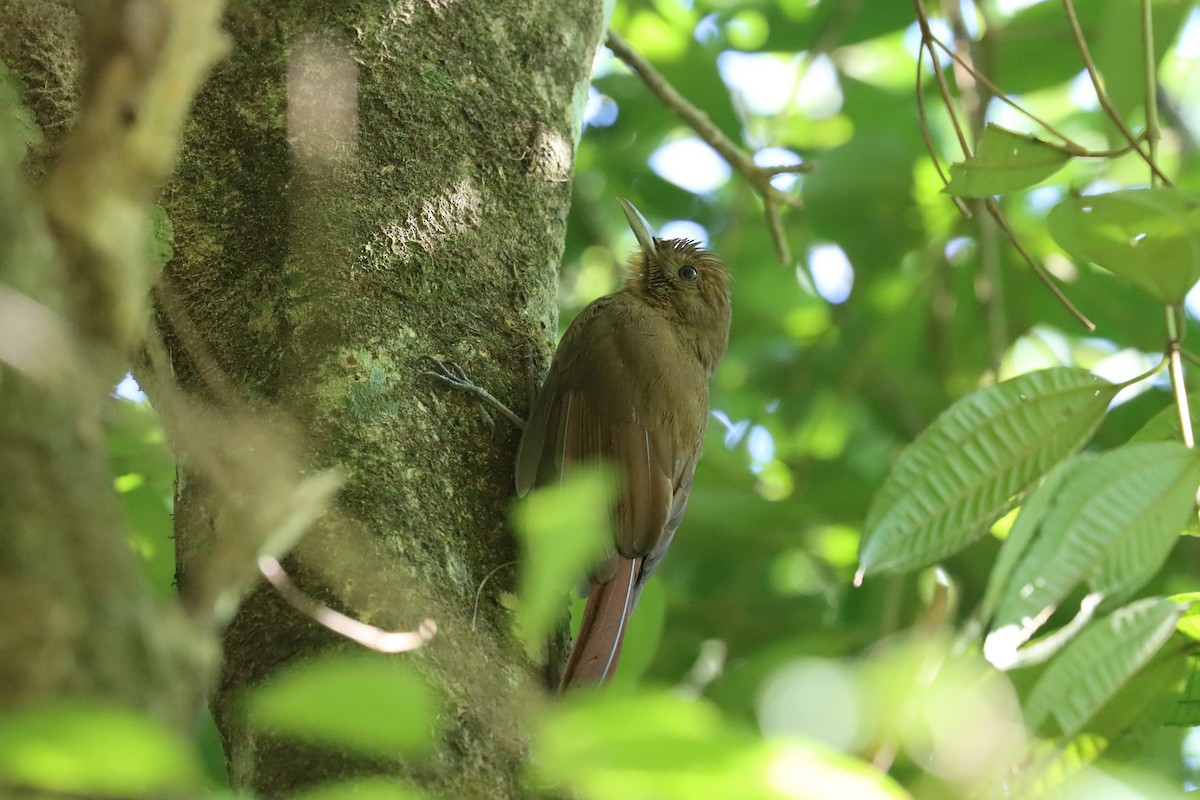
[{"left": 557, "top": 555, "right": 642, "bottom": 692}]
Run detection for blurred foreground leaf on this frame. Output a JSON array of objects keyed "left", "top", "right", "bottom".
[
  {"left": 1023, "top": 597, "right": 1183, "bottom": 737},
  {"left": 293, "top": 776, "right": 435, "bottom": 800},
  {"left": 245, "top": 653, "right": 437, "bottom": 760},
  {"left": 512, "top": 470, "right": 615, "bottom": 655},
  {"left": 534, "top": 690, "right": 907, "bottom": 800},
  {"left": 0, "top": 701, "right": 206, "bottom": 797}
]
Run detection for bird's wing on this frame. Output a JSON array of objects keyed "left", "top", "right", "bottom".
[{"left": 515, "top": 296, "right": 684, "bottom": 558}]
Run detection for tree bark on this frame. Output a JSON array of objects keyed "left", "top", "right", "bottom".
[{"left": 157, "top": 1, "right": 605, "bottom": 795}]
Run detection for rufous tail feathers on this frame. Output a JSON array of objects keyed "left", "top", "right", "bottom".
[{"left": 557, "top": 556, "right": 642, "bottom": 692}]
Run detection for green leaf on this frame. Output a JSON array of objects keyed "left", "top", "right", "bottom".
[
  {"left": 244, "top": 654, "right": 437, "bottom": 760},
  {"left": 980, "top": 456, "right": 1088, "bottom": 623},
  {"left": 0, "top": 701, "right": 206, "bottom": 797},
  {"left": 1175, "top": 593, "right": 1200, "bottom": 642},
  {"left": 1128, "top": 392, "right": 1200, "bottom": 444},
  {"left": 1023, "top": 597, "right": 1183, "bottom": 737},
  {"left": 534, "top": 691, "right": 908, "bottom": 800},
  {"left": 943, "top": 124, "right": 1073, "bottom": 198},
  {"left": 1166, "top": 655, "right": 1200, "bottom": 727},
  {"left": 1089, "top": 448, "right": 1200, "bottom": 602},
  {"left": 991, "top": 442, "right": 1200, "bottom": 641},
  {"left": 859, "top": 368, "right": 1117, "bottom": 576},
  {"left": 1047, "top": 188, "right": 1200, "bottom": 304},
  {"left": 511, "top": 471, "right": 616, "bottom": 656}
]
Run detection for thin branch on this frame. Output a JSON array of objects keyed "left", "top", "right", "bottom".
[
  {"left": 943, "top": 0, "right": 1007, "bottom": 371},
  {"left": 984, "top": 199, "right": 1096, "bottom": 331},
  {"left": 1061, "top": 0, "right": 1171, "bottom": 185},
  {"left": 763, "top": 164, "right": 811, "bottom": 174},
  {"left": 912, "top": 0, "right": 971, "bottom": 158},
  {"left": 1142, "top": 0, "right": 1161, "bottom": 185},
  {"left": 472, "top": 561, "right": 517, "bottom": 631},
  {"left": 913, "top": 0, "right": 1093, "bottom": 332},
  {"left": 914, "top": 40, "right": 972, "bottom": 218},
  {"left": 1182, "top": 348, "right": 1200, "bottom": 369},
  {"left": 605, "top": 30, "right": 803, "bottom": 265},
  {"left": 1166, "top": 305, "right": 1194, "bottom": 448},
  {"left": 927, "top": 36, "right": 1075, "bottom": 148}
]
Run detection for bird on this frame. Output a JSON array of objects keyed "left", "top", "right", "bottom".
[{"left": 515, "top": 198, "right": 732, "bottom": 690}]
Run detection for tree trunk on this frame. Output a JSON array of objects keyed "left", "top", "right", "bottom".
[{"left": 158, "top": 1, "right": 605, "bottom": 795}]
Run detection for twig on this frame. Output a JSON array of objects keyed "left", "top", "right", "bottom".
[
  {"left": 912, "top": 0, "right": 971, "bottom": 158},
  {"left": 914, "top": 40, "right": 972, "bottom": 218},
  {"left": 1062, "top": 0, "right": 1171, "bottom": 185},
  {"left": 912, "top": 0, "right": 1096, "bottom": 333},
  {"left": 984, "top": 199, "right": 1095, "bottom": 331},
  {"left": 1166, "top": 306, "right": 1194, "bottom": 448},
  {"left": 605, "top": 30, "right": 804, "bottom": 265},
  {"left": 1182, "top": 348, "right": 1200, "bottom": 369},
  {"left": 472, "top": 561, "right": 517, "bottom": 630},
  {"left": 259, "top": 556, "right": 438, "bottom": 653},
  {"left": 1142, "top": 0, "right": 1161, "bottom": 185},
  {"left": 943, "top": 0, "right": 1008, "bottom": 370},
  {"left": 927, "top": 36, "right": 1075, "bottom": 148}
]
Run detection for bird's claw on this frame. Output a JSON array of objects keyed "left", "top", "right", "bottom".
[
  {"left": 419, "top": 355, "right": 526, "bottom": 431},
  {"left": 421, "top": 356, "right": 475, "bottom": 390}
]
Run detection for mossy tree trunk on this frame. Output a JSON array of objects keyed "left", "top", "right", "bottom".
[
  {"left": 160, "top": 1, "right": 605, "bottom": 796},
  {"left": 2, "top": 0, "right": 604, "bottom": 796}
]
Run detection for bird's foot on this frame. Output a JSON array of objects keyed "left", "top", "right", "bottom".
[{"left": 420, "top": 356, "right": 526, "bottom": 430}]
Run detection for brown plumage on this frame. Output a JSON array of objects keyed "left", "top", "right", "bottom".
[{"left": 515, "top": 199, "right": 732, "bottom": 691}]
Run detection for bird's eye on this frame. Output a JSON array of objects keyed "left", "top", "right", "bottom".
[{"left": 677, "top": 265, "right": 699, "bottom": 282}]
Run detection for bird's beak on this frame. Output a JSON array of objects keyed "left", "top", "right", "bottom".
[{"left": 618, "top": 197, "right": 657, "bottom": 259}]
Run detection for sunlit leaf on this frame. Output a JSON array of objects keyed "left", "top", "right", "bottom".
[
  {"left": 1047, "top": 188, "right": 1200, "bottom": 304},
  {"left": 0, "top": 701, "right": 206, "bottom": 797},
  {"left": 980, "top": 456, "right": 1088, "bottom": 623},
  {"left": 991, "top": 443, "right": 1200, "bottom": 641},
  {"left": 1166, "top": 656, "right": 1200, "bottom": 726},
  {"left": 944, "top": 125, "right": 1072, "bottom": 198},
  {"left": 859, "top": 368, "right": 1117, "bottom": 576},
  {"left": 244, "top": 654, "right": 436, "bottom": 760},
  {"left": 1023, "top": 598, "right": 1183, "bottom": 737},
  {"left": 534, "top": 691, "right": 907, "bottom": 800},
  {"left": 1175, "top": 593, "right": 1200, "bottom": 642},
  {"left": 511, "top": 471, "right": 615, "bottom": 656}
]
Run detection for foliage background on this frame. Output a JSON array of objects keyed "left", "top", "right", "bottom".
[{"left": 9, "top": 0, "right": 1200, "bottom": 797}]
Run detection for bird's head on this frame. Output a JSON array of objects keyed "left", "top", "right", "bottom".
[{"left": 618, "top": 198, "right": 731, "bottom": 372}]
